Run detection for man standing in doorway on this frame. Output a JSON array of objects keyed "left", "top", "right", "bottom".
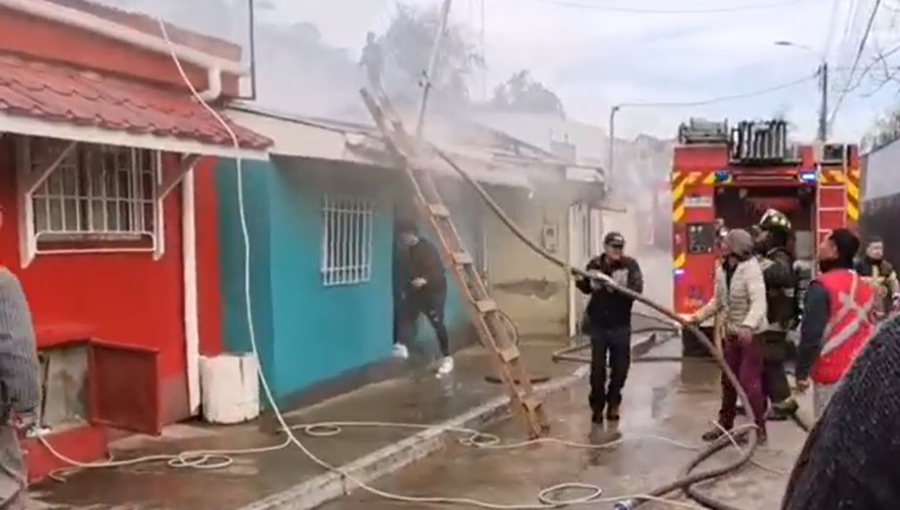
[
  {"left": 576, "top": 232, "right": 644, "bottom": 425},
  {"left": 394, "top": 220, "right": 454, "bottom": 376},
  {"left": 0, "top": 266, "right": 41, "bottom": 509}
]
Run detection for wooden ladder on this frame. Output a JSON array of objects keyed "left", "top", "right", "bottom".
[{"left": 360, "top": 89, "right": 549, "bottom": 439}]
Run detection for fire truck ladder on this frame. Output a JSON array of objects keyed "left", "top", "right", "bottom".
[
  {"left": 360, "top": 89, "right": 549, "bottom": 439},
  {"left": 816, "top": 172, "right": 848, "bottom": 244}
]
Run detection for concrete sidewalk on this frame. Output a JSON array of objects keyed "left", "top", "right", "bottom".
[{"left": 27, "top": 330, "right": 672, "bottom": 510}]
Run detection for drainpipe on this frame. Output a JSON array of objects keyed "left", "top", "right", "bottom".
[
  {"left": 182, "top": 166, "right": 201, "bottom": 415},
  {"left": 200, "top": 68, "right": 223, "bottom": 102}
]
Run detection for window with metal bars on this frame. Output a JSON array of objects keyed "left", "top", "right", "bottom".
[
  {"left": 28, "top": 139, "right": 158, "bottom": 245},
  {"left": 321, "top": 195, "right": 374, "bottom": 286}
]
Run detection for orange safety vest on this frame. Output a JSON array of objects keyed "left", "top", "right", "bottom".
[{"left": 811, "top": 269, "right": 877, "bottom": 385}]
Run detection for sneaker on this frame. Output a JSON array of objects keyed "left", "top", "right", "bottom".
[
  {"left": 605, "top": 404, "right": 621, "bottom": 421},
  {"left": 392, "top": 344, "right": 409, "bottom": 360},
  {"left": 436, "top": 356, "right": 454, "bottom": 376}
]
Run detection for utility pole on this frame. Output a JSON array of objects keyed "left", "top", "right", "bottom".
[
  {"left": 414, "top": 0, "right": 454, "bottom": 137},
  {"left": 607, "top": 105, "right": 620, "bottom": 191},
  {"left": 817, "top": 62, "right": 828, "bottom": 142}
]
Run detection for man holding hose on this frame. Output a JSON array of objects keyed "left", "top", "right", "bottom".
[{"left": 681, "top": 229, "right": 769, "bottom": 443}]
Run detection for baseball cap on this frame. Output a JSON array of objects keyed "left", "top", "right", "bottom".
[{"left": 604, "top": 232, "right": 625, "bottom": 248}]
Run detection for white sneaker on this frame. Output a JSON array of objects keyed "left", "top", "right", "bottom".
[
  {"left": 436, "top": 356, "right": 454, "bottom": 376},
  {"left": 392, "top": 344, "right": 409, "bottom": 360}
]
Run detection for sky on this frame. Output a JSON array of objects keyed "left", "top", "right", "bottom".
[{"left": 103, "top": 0, "right": 900, "bottom": 142}]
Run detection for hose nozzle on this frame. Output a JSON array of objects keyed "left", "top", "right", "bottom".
[{"left": 613, "top": 499, "right": 636, "bottom": 510}]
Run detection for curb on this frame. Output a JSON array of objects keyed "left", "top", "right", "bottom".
[{"left": 239, "top": 334, "right": 662, "bottom": 510}]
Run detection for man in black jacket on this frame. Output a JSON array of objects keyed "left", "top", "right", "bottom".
[
  {"left": 395, "top": 220, "right": 454, "bottom": 376},
  {"left": 576, "top": 232, "right": 644, "bottom": 424}
]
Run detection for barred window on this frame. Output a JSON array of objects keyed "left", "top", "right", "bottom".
[
  {"left": 321, "top": 195, "right": 374, "bottom": 286},
  {"left": 27, "top": 139, "right": 158, "bottom": 244}
]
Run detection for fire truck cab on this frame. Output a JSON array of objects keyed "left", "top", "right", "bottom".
[{"left": 671, "top": 118, "right": 862, "bottom": 357}]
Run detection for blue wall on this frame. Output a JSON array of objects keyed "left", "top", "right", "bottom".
[{"left": 216, "top": 159, "right": 481, "bottom": 404}]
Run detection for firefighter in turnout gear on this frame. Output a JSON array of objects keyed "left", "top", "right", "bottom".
[
  {"left": 753, "top": 209, "right": 800, "bottom": 421},
  {"left": 855, "top": 238, "right": 900, "bottom": 319}
]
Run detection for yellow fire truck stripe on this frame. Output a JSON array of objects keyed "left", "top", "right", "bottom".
[
  {"left": 672, "top": 171, "right": 686, "bottom": 222},
  {"left": 674, "top": 252, "right": 685, "bottom": 270},
  {"left": 846, "top": 167, "right": 860, "bottom": 221}
]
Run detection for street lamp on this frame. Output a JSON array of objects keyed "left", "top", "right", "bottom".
[{"left": 775, "top": 40, "right": 828, "bottom": 142}]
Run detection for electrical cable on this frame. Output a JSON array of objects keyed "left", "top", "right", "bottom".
[
  {"left": 828, "top": 0, "right": 884, "bottom": 129},
  {"left": 28, "top": 13, "right": 806, "bottom": 510},
  {"left": 526, "top": 0, "right": 815, "bottom": 14}
]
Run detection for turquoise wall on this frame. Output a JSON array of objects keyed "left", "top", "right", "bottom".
[{"left": 216, "top": 159, "right": 480, "bottom": 404}]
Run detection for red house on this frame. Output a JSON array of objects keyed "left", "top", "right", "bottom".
[{"left": 0, "top": 0, "right": 271, "bottom": 481}]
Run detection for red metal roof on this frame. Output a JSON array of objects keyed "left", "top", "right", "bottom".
[{"left": 0, "top": 53, "right": 271, "bottom": 150}]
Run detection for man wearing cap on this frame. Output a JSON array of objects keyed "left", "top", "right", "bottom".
[
  {"left": 682, "top": 229, "right": 770, "bottom": 443},
  {"left": 795, "top": 229, "right": 876, "bottom": 418},
  {"left": 576, "top": 232, "right": 644, "bottom": 425}
]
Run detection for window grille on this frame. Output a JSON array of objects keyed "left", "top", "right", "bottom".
[
  {"left": 28, "top": 139, "right": 158, "bottom": 242},
  {"left": 321, "top": 195, "right": 374, "bottom": 286}
]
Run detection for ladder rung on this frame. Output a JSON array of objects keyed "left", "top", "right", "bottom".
[
  {"left": 522, "top": 397, "right": 542, "bottom": 412},
  {"left": 498, "top": 345, "right": 520, "bottom": 362},
  {"left": 475, "top": 299, "right": 498, "bottom": 313},
  {"left": 427, "top": 203, "right": 450, "bottom": 218},
  {"left": 453, "top": 251, "right": 474, "bottom": 265}
]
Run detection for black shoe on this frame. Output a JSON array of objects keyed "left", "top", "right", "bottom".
[
  {"left": 606, "top": 404, "right": 621, "bottom": 421},
  {"left": 591, "top": 409, "right": 604, "bottom": 425},
  {"left": 768, "top": 400, "right": 799, "bottom": 421}
]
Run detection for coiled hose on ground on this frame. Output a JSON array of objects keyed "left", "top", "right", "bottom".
[{"left": 433, "top": 148, "right": 776, "bottom": 510}]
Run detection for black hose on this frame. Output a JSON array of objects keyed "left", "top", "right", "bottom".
[{"left": 432, "top": 149, "right": 761, "bottom": 510}]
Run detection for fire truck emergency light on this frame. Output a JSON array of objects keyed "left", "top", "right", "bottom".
[
  {"left": 798, "top": 170, "right": 817, "bottom": 183},
  {"left": 713, "top": 170, "right": 732, "bottom": 184}
]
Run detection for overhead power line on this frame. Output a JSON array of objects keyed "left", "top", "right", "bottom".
[
  {"left": 527, "top": 0, "right": 814, "bottom": 14},
  {"left": 829, "top": 0, "right": 884, "bottom": 128},
  {"left": 617, "top": 74, "right": 816, "bottom": 109}
]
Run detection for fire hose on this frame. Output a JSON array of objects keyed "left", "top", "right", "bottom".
[{"left": 434, "top": 148, "right": 809, "bottom": 510}]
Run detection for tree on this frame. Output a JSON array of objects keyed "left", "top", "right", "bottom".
[
  {"left": 380, "top": 3, "right": 484, "bottom": 106},
  {"left": 489, "top": 70, "right": 565, "bottom": 118},
  {"left": 864, "top": 106, "right": 900, "bottom": 151}
]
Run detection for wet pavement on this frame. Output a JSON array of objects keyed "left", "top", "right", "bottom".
[
  {"left": 26, "top": 337, "right": 600, "bottom": 510},
  {"left": 318, "top": 340, "right": 811, "bottom": 510}
]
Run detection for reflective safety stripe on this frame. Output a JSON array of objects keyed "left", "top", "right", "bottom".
[{"left": 820, "top": 274, "right": 876, "bottom": 356}]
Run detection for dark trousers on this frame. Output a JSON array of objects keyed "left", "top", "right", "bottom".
[
  {"left": 398, "top": 291, "right": 450, "bottom": 357},
  {"left": 589, "top": 326, "right": 632, "bottom": 413},
  {"left": 760, "top": 331, "right": 793, "bottom": 405},
  {"left": 719, "top": 336, "right": 767, "bottom": 435}
]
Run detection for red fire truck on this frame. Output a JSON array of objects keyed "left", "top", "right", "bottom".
[{"left": 671, "top": 118, "right": 862, "bottom": 357}]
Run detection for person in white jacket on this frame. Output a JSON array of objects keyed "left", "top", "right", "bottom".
[{"left": 681, "top": 229, "right": 769, "bottom": 443}]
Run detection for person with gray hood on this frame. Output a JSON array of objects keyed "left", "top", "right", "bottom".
[{"left": 681, "top": 229, "right": 769, "bottom": 442}]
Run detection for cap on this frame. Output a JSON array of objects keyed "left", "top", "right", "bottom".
[
  {"left": 723, "top": 229, "right": 754, "bottom": 256},
  {"left": 604, "top": 232, "right": 625, "bottom": 248}
]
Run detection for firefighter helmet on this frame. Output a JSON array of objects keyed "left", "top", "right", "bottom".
[{"left": 759, "top": 208, "right": 792, "bottom": 233}]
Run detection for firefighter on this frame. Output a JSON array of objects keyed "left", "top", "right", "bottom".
[
  {"left": 795, "top": 229, "right": 876, "bottom": 419},
  {"left": 855, "top": 237, "right": 900, "bottom": 319},
  {"left": 360, "top": 31, "right": 384, "bottom": 92},
  {"left": 681, "top": 229, "right": 770, "bottom": 443},
  {"left": 753, "top": 209, "right": 800, "bottom": 421}
]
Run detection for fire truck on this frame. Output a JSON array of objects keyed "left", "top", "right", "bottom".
[{"left": 671, "top": 118, "right": 862, "bottom": 357}]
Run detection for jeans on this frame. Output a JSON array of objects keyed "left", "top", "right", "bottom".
[
  {"left": 589, "top": 326, "right": 632, "bottom": 413},
  {"left": 719, "top": 335, "right": 767, "bottom": 436},
  {"left": 398, "top": 291, "right": 450, "bottom": 357}
]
